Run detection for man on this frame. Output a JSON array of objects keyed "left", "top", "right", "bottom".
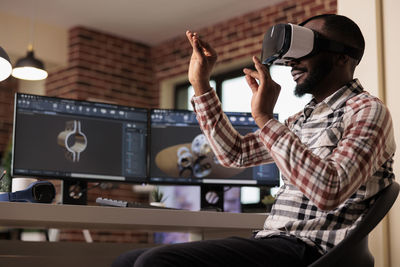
[{"left": 113, "top": 14, "right": 395, "bottom": 267}]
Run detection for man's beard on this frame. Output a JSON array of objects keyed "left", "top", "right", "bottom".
[{"left": 294, "top": 57, "right": 333, "bottom": 97}]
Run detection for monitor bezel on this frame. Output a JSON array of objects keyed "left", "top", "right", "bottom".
[
  {"left": 11, "top": 92, "right": 149, "bottom": 184},
  {"left": 148, "top": 108, "right": 280, "bottom": 187}
]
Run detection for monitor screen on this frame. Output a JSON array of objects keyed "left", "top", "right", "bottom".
[
  {"left": 149, "top": 109, "right": 280, "bottom": 186},
  {"left": 12, "top": 93, "right": 148, "bottom": 183}
]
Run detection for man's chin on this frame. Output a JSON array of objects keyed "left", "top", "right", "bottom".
[{"left": 294, "top": 83, "right": 311, "bottom": 98}]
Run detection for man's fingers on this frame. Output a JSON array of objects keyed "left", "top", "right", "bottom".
[
  {"left": 187, "top": 30, "right": 217, "bottom": 60},
  {"left": 198, "top": 38, "right": 217, "bottom": 58},
  {"left": 252, "top": 56, "right": 267, "bottom": 80},
  {"left": 186, "top": 31, "right": 199, "bottom": 51},
  {"left": 186, "top": 30, "right": 192, "bottom": 42},
  {"left": 186, "top": 30, "right": 196, "bottom": 47},
  {"left": 243, "top": 68, "right": 260, "bottom": 80},
  {"left": 189, "top": 34, "right": 206, "bottom": 60},
  {"left": 244, "top": 74, "right": 258, "bottom": 93},
  {"left": 187, "top": 31, "right": 209, "bottom": 62}
]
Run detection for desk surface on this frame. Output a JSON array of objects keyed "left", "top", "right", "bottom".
[
  {"left": 0, "top": 202, "right": 267, "bottom": 233},
  {"left": 0, "top": 202, "right": 268, "bottom": 267}
]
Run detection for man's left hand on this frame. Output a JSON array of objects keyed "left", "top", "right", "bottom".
[{"left": 243, "top": 56, "right": 281, "bottom": 128}]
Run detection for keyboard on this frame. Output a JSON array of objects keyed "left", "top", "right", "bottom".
[{"left": 95, "top": 197, "right": 178, "bottom": 209}]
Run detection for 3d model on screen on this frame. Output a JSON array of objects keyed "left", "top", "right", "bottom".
[
  {"left": 191, "top": 134, "right": 211, "bottom": 157},
  {"left": 156, "top": 134, "right": 244, "bottom": 178},
  {"left": 57, "top": 120, "right": 87, "bottom": 162},
  {"left": 177, "top": 146, "right": 194, "bottom": 177}
]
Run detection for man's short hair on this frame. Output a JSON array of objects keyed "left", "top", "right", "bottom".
[{"left": 300, "top": 14, "right": 365, "bottom": 64}]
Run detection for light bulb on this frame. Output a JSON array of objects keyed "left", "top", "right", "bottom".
[
  {"left": 12, "top": 66, "right": 48, "bottom": 81},
  {"left": 0, "top": 57, "right": 12, "bottom": 81}
]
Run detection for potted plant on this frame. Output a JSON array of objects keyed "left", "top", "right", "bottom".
[
  {"left": 0, "top": 141, "right": 12, "bottom": 193},
  {"left": 261, "top": 194, "right": 275, "bottom": 213},
  {"left": 150, "top": 186, "right": 166, "bottom": 207}
]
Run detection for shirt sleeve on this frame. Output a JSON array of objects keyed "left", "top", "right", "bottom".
[
  {"left": 191, "top": 89, "right": 274, "bottom": 168},
  {"left": 260, "top": 96, "right": 396, "bottom": 211}
]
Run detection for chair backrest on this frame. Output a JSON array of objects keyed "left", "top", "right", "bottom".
[{"left": 309, "top": 181, "right": 400, "bottom": 267}]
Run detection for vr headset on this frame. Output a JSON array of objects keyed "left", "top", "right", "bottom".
[
  {"left": 0, "top": 181, "right": 55, "bottom": 203},
  {"left": 261, "top": 23, "right": 363, "bottom": 66}
]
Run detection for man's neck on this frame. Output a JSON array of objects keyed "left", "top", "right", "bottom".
[{"left": 313, "top": 78, "right": 353, "bottom": 103}]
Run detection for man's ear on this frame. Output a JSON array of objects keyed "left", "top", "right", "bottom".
[
  {"left": 335, "top": 54, "right": 356, "bottom": 74},
  {"left": 336, "top": 54, "right": 349, "bottom": 66}
]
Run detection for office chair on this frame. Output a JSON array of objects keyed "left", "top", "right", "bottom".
[{"left": 309, "top": 181, "right": 399, "bottom": 267}]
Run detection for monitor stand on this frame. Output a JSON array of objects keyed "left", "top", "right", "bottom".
[
  {"left": 62, "top": 180, "right": 88, "bottom": 205},
  {"left": 200, "top": 184, "right": 224, "bottom": 212}
]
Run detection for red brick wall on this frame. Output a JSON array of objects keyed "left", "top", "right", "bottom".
[
  {"left": 152, "top": 0, "right": 336, "bottom": 84},
  {"left": 0, "top": 78, "right": 18, "bottom": 159},
  {"left": 46, "top": 27, "right": 158, "bottom": 108}
]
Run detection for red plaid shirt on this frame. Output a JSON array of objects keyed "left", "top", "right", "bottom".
[{"left": 192, "top": 79, "right": 395, "bottom": 253}]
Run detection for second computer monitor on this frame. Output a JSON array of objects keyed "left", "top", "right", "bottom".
[{"left": 149, "top": 109, "right": 280, "bottom": 187}]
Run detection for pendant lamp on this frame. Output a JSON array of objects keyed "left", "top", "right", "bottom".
[
  {"left": 0, "top": 46, "right": 12, "bottom": 82},
  {"left": 12, "top": 44, "right": 48, "bottom": 81},
  {"left": 12, "top": 5, "right": 48, "bottom": 81}
]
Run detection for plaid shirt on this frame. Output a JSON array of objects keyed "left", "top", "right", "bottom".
[{"left": 192, "top": 79, "right": 396, "bottom": 254}]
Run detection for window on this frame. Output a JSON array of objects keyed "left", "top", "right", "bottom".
[
  {"left": 175, "top": 65, "right": 311, "bottom": 122},
  {"left": 175, "top": 80, "right": 216, "bottom": 111},
  {"left": 221, "top": 76, "right": 251, "bottom": 112}
]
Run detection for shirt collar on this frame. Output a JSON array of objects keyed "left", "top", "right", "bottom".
[{"left": 304, "top": 79, "right": 364, "bottom": 115}]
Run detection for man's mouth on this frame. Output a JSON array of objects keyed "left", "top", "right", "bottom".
[{"left": 291, "top": 69, "right": 306, "bottom": 82}]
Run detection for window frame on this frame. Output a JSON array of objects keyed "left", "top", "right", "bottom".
[{"left": 174, "top": 65, "right": 253, "bottom": 109}]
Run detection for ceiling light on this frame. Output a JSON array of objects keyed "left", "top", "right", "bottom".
[
  {"left": 0, "top": 46, "right": 12, "bottom": 82},
  {"left": 12, "top": 44, "right": 48, "bottom": 81}
]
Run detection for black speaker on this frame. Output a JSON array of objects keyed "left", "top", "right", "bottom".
[{"left": 62, "top": 180, "right": 87, "bottom": 205}]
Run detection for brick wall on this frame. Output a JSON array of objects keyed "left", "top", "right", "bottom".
[
  {"left": 46, "top": 27, "right": 158, "bottom": 108},
  {"left": 152, "top": 0, "right": 336, "bottom": 84},
  {"left": 0, "top": 78, "right": 18, "bottom": 159}
]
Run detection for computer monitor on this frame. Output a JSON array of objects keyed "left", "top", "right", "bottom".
[
  {"left": 149, "top": 108, "right": 280, "bottom": 186},
  {"left": 12, "top": 93, "right": 148, "bottom": 203},
  {"left": 149, "top": 108, "right": 279, "bottom": 210}
]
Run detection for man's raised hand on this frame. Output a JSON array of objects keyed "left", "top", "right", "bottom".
[
  {"left": 186, "top": 30, "right": 218, "bottom": 95},
  {"left": 243, "top": 56, "right": 281, "bottom": 128}
]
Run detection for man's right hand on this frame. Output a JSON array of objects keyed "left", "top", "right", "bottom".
[{"left": 186, "top": 30, "right": 218, "bottom": 96}]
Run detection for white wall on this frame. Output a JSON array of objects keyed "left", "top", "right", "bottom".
[
  {"left": 0, "top": 11, "right": 68, "bottom": 70},
  {"left": 382, "top": 0, "right": 400, "bottom": 266},
  {"left": 0, "top": 11, "right": 68, "bottom": 95},
  {"left": 338, "top": 1, "right": 400, "bottom": 266},
  {"left": 337, "top": 1, "right": 387, "bottom": 266},
  {"left": 338, "top": 0, "right": 380, "bottom": 97}
]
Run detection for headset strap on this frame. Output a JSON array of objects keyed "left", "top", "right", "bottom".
[
  {"left": 317, "top": 37, "right": 363, "bottom": 61},
  {"left": 0, "top": 192, "right": 11, "bottom": 201},
  {"left": 0, "top": 189, "right": 32, "bottom": 202}
]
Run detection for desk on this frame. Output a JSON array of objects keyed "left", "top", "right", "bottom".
[{"left": 0, "top": 202, "right": 267, "bottom": 267}]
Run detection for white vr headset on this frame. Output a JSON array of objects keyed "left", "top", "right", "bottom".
[{"left": 261, "top": 23, "right": 363, "bottom": 66}]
